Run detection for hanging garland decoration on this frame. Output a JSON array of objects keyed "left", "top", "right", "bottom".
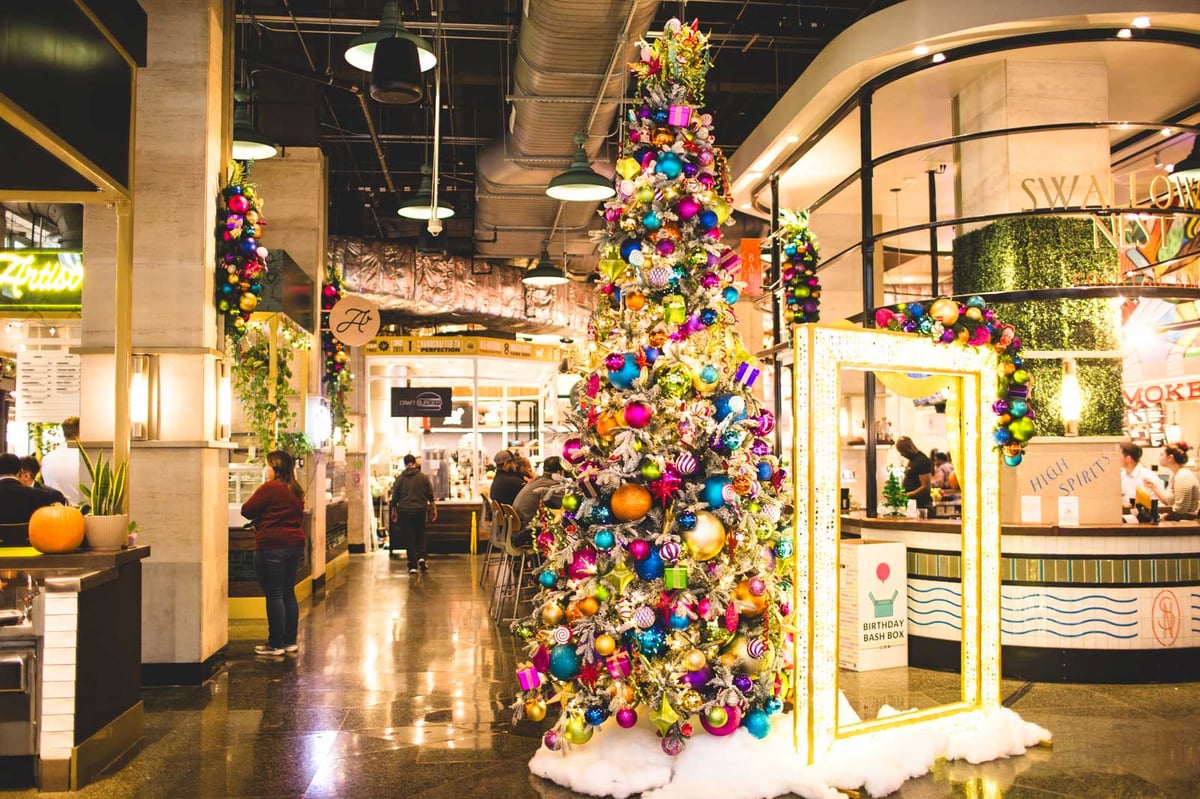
[
  {"left": 875, "top": 296, "right": 1034, "bottom": 464},
  {"left": 320, "top": 265, "right": 355, "bottom": 442},
  {"left": 215, "top": 161, "right": 268, "bottom": 339},
  {"left": 226, "top": 318, "right": 313, "bottom": 461},
  {"left": 777, "top": 209, "right": 820, "bottom": 324}
]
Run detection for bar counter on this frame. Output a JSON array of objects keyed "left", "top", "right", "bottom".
[{"left": 841, "top": 516, "right": 1200, "bottom": 682}]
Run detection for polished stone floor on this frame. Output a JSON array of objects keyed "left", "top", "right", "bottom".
[{"left": 3, "top": 553, "right": 1198, "bottom": 798}]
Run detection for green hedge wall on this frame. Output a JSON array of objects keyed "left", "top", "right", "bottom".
[{"left": 952, "top": 217, "right": 1123, "bottom": 436}]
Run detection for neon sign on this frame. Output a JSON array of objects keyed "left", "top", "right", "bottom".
[{"left": 0, "top": 250, "right": 83, "bottom": 310}]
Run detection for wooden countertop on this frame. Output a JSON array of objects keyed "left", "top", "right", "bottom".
[
  {"left": 0, "top": 545, "right": 151, "bottom": 571},
  {"left": 841, "top": 516, "right": 1200, "bottom": 537}
]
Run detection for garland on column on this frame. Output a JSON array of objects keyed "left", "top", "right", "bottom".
[
  {"left": 215, "top": 161, "right": 268, "bottom": 339},
  {"left": 320, "top": 264, "right": 354, "bottom": 443},
  {"left": 777, "top": 209, "right": 820, "bottom": 324},
  {"left": 226, "top": 318, "right": 313, "bottom": 460},
  {"left": 511, "top": 18, "right": 794, "bottom": 756}
]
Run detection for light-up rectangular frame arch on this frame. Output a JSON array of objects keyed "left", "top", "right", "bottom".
[{"left": 790, "top": 324, "right": 1001, "bottom": 762}]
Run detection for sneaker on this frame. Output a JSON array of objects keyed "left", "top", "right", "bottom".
[
  {"left": 418, "top": 559, "right": 428, "bottom": 572},
  {"left": 408, "top": 567, "right": 418, "bottom": 574},
  {"left": 255, "top": 644, "right": 284, "bottom": 656},
  {"left": 284, "top": 644, "right": 299, "bottom": 653}
]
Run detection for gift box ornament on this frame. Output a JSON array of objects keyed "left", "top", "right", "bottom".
[
  {"left": 733, "top": 361, "right": 760, "bottom": 388},
  {"left": 664, "top": 566, "right": 688, "bottom": 589},
  {"left": 668, "top": 104, "right": 692, "bottom": 127},
  {"left": 607, "top": 652, "right": 632, "bottom": 678},
  {"left": 517, "top": 664, "right": 542, "bottom": 691}
]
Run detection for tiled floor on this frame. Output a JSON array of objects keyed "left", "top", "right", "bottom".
[{"left": 3, "top": 553, "right": 1199, "bottom": 798}]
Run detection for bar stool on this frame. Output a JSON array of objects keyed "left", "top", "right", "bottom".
[
  {"left": 490, "top": 504, "right": 537, "bottom": 622},
  {"left": 478, "top": 497, "right": 504, "bottom": 588}
]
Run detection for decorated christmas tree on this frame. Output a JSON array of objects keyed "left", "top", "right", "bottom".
[
  {"left": 512, "top": 19, "right": 795, "bottom": 756},
  {"left": 882, "top": 470, "right": 908, "bottom": 516}
]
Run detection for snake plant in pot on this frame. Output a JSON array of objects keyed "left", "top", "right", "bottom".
[{"left": 80, "top": 445, "right": 130, "bottom": 551}]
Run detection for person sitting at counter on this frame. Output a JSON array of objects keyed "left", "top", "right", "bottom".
[
  {"left": 1119, "top": 442, "right": 1154, "bottom": 507},
  {"left": 1143, "top": 443, "right": 1200, "bottom": 521},
  {"left": 895, "top": 436, "right": 933, "bottom": 510},
  {"left": 931, "top": 451, "right": 958, "bottom": 491},
  {"left": 512, "top": 456, "right": 567, "bottom": 526},
  {"left": 0, "top": 453, "right": 57, "bottom": 546},
  {"left": 17, "top": 456, "right": 67, "bottom": 506},
  {"left": 488, "top": 454, "right": 528, "bottom": 507}
]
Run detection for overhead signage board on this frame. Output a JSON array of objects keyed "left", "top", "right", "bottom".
[
  {"left": 367, "top": 335, "right": 560, "bottom": 362},
  {"left": 391, "top": 387, "right": 452, "bottom": 417},
  {"left": 0, "top": 250, "right": 83, "bottom": 311}
]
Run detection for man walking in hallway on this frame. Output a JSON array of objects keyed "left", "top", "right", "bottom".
[{"left": 390, "top": 454, "right": 437, "bottom": 574}]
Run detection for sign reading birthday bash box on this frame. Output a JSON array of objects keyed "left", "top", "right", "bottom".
[{"left": 998, "top": 436, "right": 1123, "bottom": 525}]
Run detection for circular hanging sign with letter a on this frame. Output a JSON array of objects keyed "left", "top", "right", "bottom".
[{"left": 328, "top": 296, "right": 381, "bottom": 346}]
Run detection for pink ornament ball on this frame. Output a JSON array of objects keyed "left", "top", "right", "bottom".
[
  {"left": 676, "top": 196, "right": 701, "bottom": 220},
  {"left": 543, "top": 729, "right": 562, "bottom": 750},
  {"left": 623, "top": 401, "right": 653, "bottom": 429},
  {"left": 697, "top": 149, "right": 715, "bottom": 167},
  {"left": 567, "top": 546, "right": 599, "bottom": 580},
  {"left": 756, "top": 410, "right": 776, "bottom": 437},
  {"left": 227, "top": 194, "right": 249, "bottom": 214},
  {"left": 748, "top": 577, "right": 766, "bottom": 596},
  {"left": 562, "top": 438, "right": 587, "bottom": 464},
  {"left": 699, "top": 704, "right": 742, "bottom": 736},
  {"left": 629, "top": 539, "right": 651, "bottom": 561},
  {"left": 657, "top": 238, "right": 676, "bottom": 257},
  {"left": 616, "top": 707, "right": 638, "bottom": 728}
]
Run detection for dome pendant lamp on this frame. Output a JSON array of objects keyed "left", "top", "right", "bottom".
[
  {"left": 522, "top": 241, "right": 569, "bottom": 286},
  {"left": 370, "top": 35, "right": 423, "bottom": 104},
  {"left": 345, "top": 0, "right": 437, "bottom": 74},
  {"left": 231, "top": 89, "right": 277, "bottom": 161},
  {"left": 398, "top": 164, "right": 455, "bottom": 220},
  {"left": 546, "top": 133, "right": 615, "bottom": 201}
]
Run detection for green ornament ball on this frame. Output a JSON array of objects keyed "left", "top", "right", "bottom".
[{"left": 640, "top": 460, "right": 663, "bottom": 480}]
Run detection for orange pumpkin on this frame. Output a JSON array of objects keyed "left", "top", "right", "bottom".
[{"left": 28, "top": 504, "right": 86, "bottom": 554}]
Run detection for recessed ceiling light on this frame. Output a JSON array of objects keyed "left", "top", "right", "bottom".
[
  {"left": 1161, "top": 127, "right": 1173, "bottom": 137},
  {"left": 1132, "top": 16, "right": 1151, "bottom": 28},
  {"left": 740, "top": 203, "right": 752, "bottom": 210},
  {"left": 902, "top": 276, "right": 916, "bottom": 283},
  {"left": 1116, "top": 28, "right": 1132, "bottom": 39},
  {"left": 912, "top": 45, "right": 929, "bottom": 56},
  {"left": 931, "top": 53, "right": 946, "bottom": 64},
  {"left": 786, "top": 135, "right": 799, "bottom": 143},
  {"left": 743, "top": 171, "right": 763, "bottom": 180}
]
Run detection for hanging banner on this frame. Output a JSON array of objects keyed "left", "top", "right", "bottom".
[{"left": 739, "top": 238, "right": 764, "bottom": 297}]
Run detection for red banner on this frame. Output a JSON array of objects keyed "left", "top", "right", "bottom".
[{"left": 739, "top": 238, "right": 764, "bottom": 297}]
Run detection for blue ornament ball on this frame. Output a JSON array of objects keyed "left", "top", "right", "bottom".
[
  {"left": 784, "top": 243, "right": 798, "bottom": 257},
  {"left": 620, "top": 238, "right": 642, "bottom": 263},
  {"left": 700, "top": 308, "right": 718, "bottom": 326},
  {"left": 239, "top": 237, "right": 258, "bottom": 256},
  {"left": 608, "top": 353, "right": 641, "bottom": 389},
  {"left": 775, "top": 539, "right": 794, "bottom": 559},
  {"left": 765, "top": 697, "right": 783, "bottom": 715},
  {"left": 743, "top": 709, "right": 771, "bottom": 739},
  {"left": 635, "top": 549, "right": 664, "bottom": 581},
  {"left": 723, "top": 286, "right": 740, "bottom": 304},
  {"left": 698, "top": 209, "right": 719, "bottom": 229},
  {"left": 589, "top": 505, "right": 612, "bottom": 525},
  {"left": 966, "top": 295, "right": 987, "bottom": 309},
  {"left": 993, "top": 428, "right": 1013, "bottom": 446},
  {"left": 549, "top": 644, "right": 580, "bottom": 680},
  {"left": 220, "top": 283, "right": 234, "bottom": 295},
  {"left": 656, "top": 152, "right": 683, "bottom": 179},
  {"left": 756, "top": 461, "right": 774, "bottom": 481},
  {"left": 638, "top": 628, "right": 667, "bottom": 656},
  {"left": 1009, "top": 400, "right": 1028, "bottom": 418},
  {"left": 699, "top": 364, "right": 719, "bottom": 385},
  {"left": 669, "top": 611, "right": 691, "bottom": 630},
  {"left": 721, "top": 429, "right": 746, "bottom": 451},
  {"left": 584, "top": 706, "right": 608, "bottom": 726},
  {"left": 539, "top": 570, "right": 557, "bottom": 588},
  {"left": 652, "top": 108, "right": 669, "bottom": 124},
  {"left": 643, "top": 346, "right": 661, "bottom": 364},
  {"left": 228, "top": 185, "right": 243, "bottom": 195},
  {"left": 1003, "top": 453, "right": 1023, "bottom": 467},
  {"left": 677, "top": 510, "right": 698, "bottom": 531},
  {"left": 702, "top": 476, "right": 731, "bottom": 508},
  {"left": 643, "top": 211, "right": 661, "bottom": 231},
  {"left": 594, "top": 529, "right": 615, "bottom": 550}
]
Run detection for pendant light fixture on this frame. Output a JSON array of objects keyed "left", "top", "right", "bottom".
[
  {"left": 345, "top": 0, "right": 436, "bottom": 74},
  {"left": 522, "top": 240, "right": 569, "bottom": 286},
  {"left": 398, "top": 164, "right": 455, "bottom": 220},
  {"left": 1171, "top": 135, "right": 1200, "bottom": 181},
  {"left": 370, "top": 35, "right": 423, "bottom": 104},
  {"left": 231, "top": 88, "right": 277, "bottom": 161},
  {"left": 546, "top": 133, "right": 615, "bottom": 201}
]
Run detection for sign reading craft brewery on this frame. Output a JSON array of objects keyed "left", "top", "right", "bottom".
[
  {"left": 391, "top": 387, "right": 452, "bottom": 417},
  {"left": 328, "top": 295, "right": 380, "bottom": 346}
]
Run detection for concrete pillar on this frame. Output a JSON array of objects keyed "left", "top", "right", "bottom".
[
  {"left": 81, "top": 0, "right": 232, "bottom": 682},
  {"left": 956, "top": 60, "right": 1110, "bottom": 224}
]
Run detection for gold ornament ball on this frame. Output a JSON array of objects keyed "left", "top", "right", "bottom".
[
  {"left": 579, "top": 596, "right": 600, "bottom": 616},
  {"left": 652, "top": 129, "right": 675, "bottom": 147},
  {"left": 725, "top": 634, "right": 774, "bottom": 675},
  {"left": 594, "top": 634, "right": 616, "bottom": 656},
  {"left": 734, "top": 579, "right": 769, "bottom": 617},
  {"left": 929, "top": 298, "right": 960, "bottom": 326},
  {"left": 626, "top": 291, "right": 647, "bottom": 311},
  {"left": 684, "top": 511, "right": 727, "bottom": 561},
  {"left": 731, "top": 474, "right": 753, "bottom": 496},
  {"left": 680, "top": 690, "right": 704, "bottom": 713},
  {"left": 238, "top": 293, "right": 259, "bottom": 312},
  {"left": 228, "top": 273, "right": 240, "bottom": 284},
  {"left": 335, "top": 350, "right": 348, "bottom": 363},
  {"left": 564, "top": 715, "right": 594, "bottom": 745},
  {"left": 525, "top": 699, "right": 547, "bottom": 722},
  {"left": 636, "top": 185, "right": 655, "bottom": 204},
  {"left": 595, "top": 411, "right": 622, "bottom": 438},
  {"left": 682, "top": 648, "right": 707, "bottom": 671},
  {"left": 964, "top": 306, "right": 983, "bottom": 322},
  {"left": 611, "top": 483, "right": 653, "bottom": 522},
  {"left": 542, "top": 603, "right": 564, "bottom": 625}
]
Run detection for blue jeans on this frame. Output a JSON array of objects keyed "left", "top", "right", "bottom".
[{"left": 255, "top": 546, "right": 303, "bottom": 648}]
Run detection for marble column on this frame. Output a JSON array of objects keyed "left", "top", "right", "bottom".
[{"left": 81, "top": 0, "right": 233, "bottom": 682}]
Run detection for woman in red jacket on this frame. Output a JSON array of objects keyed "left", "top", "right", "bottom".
[{"left": 241, "top": 450, "right": 306, "bottom": 656}]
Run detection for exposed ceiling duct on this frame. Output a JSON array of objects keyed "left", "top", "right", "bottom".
[
  {"left": 2, "top": 202, "right": 84, "bottom": 249},
  {"left": 473, "top": 0, "right": 660, "bottom": 279}
]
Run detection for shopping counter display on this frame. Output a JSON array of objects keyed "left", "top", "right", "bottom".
[
  {"left": 841, "top": 516, "right": 1200, "bottom": 682},
  {"left": 0, "top": 546, "right": 149, "bottom": 791}
]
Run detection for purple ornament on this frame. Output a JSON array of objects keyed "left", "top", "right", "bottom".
[
  {"left": 756, "top": 410, "right": 776, "bottom": 436},
  {"left": 682, "top": 665, "right": 713, "bottom": 690},
  {"left": 748, "top": 577, "right": 766, "bottom": 596},
  {"left": 682, "top": 162, "right": 699, "bottom": 178},
  {"left": 698, "top": 173, "right": 715, "bottom": 189},
  {"left": 568, "top": 546, "right": 599, "bottom": 580},
  {"left": 733, "top": 673, "right": 754, "bottom": 693},
  {"left": 660, "top": 541, "right": 681, "bottom": 561},
  {"left": 750, "top": 439, "right": 771, "bottom": 457},
  {"left": 657, "top": 238, "right": 676, "bottom": 257},
  {"left": 629, "top": 539, "right": 651, "bottom": 561},
  {"left": 616, "top": 707, "right": 638, "bottom": 728},
  {"left": 992, "top": 400, "right": 1010, "bottom": 416},
  {"left": 543, "top": 729, "right": 562, "bottom": 751},
  {"left": 697, "top": 149, "right": 715, "bottom": 167},
  {"left": 661, "top": 735, "right": 684, "bottom": 756},
  {"left": 563, "top": 438, "right": 587, "bottom": 464},
  {"left": 605, "top": 207, "right": 621, "bottom": 223},
  {"left": 676, "top": 197, "right": 701, "bottom": 220},
  {"left": 606, "top": 352, "right": 626, "bottom": 371},
  {"left": 701, "top": 272, "right": 720, "bottom": 289}
]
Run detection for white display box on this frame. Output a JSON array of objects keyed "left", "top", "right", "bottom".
[{"left": 839, "top": 539, "right": 908, "bottom": 672}]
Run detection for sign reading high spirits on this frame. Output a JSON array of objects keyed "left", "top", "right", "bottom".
[{"left": 0, "top": 250, "right": 84, "bottom": 311}]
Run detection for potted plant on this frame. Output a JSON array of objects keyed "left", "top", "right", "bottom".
[{"left": 79, "top": 445, "right": 129, "bottom": 551}]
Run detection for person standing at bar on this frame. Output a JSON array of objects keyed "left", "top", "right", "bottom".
[
  {"left": 1143, "top": 443, "right": 1200, "bottom": 521},
  {"left": 241, "top": 450, "right": 306, "bottom": 656},
  {"left": 1119, "top": 442, "right": 1154, "bottom": 508},
  {"left": 41, "top": 416, "right": 82, "bottom": 506},
  {"left": 895, "top": 436, "right": 933, "bottom": 510}
]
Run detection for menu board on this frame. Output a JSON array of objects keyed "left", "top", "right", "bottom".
[
  {"left": 1125, "top": 401, "right": 1166, "bottom": 447},
  {"left": 15, "top": 351, "right": 81, "bottom": 423}
]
